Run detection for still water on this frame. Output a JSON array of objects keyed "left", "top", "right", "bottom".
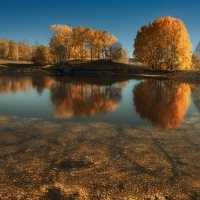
[{"left": 0, "top": 75, "right": 200, "bottom": 199}]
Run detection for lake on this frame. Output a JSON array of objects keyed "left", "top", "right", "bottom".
[{"left": 0, "top": 74, "right": 200, "bottom": 199}]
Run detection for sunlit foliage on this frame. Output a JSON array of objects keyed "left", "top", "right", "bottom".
[
  {"left": 194, "top": 42, "right": 200, "bottom": 68},
  {"left": 133, "top": 80, "right": 191, "bottom": 129},
  {"left": 49, "top": 24, "right": 125, "bottom": 63},
  {"left": 133, "top": 16, "right": 192, "bottom": 70},
  {"left": 0, "top": 39, "right": 9, "bottom": 59},
  {"left": 32, "top": 45, "right": 54, "bottom": 65},
  {"left": 9, "top": 40, "right": 19, "bottom": 60},
  {"left": 114, "top": 49, "right": 129, "bottom": 64},
  {"left": 0, "top": 39, "right": 38, "bottom": 62}
]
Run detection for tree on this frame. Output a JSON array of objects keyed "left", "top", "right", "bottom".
[
  {"left": 106, "top": 42, "right": 122, "bottom": 61},
  {"left": 101, "top": 31, "right": 117, "bottom": 59},
  {"left": 9, "top": 39, "right": 19, "bottom": 60},
  {"left": 114, "top": 49, "right": 129, "bottom": 63},
  {"left": 85, "top": 28, "right": 96, "bottom": 60},
  {"left": 49, "top": 24, "right": 73, "bottom": 63},
  {"left": 191, "top": 54, "right": 200, "bottom": 69},
  {"left": 133, "top": 16, "right": 192, "bottom": 70},
  {"left": 32, "top": 45, "right": 53, "bottom": 65},
  {"left": 194, "top": 42, "right": 200, "bottom": 68},
  {"left": 18, "top": 40, "right": 30, "bottom": 61},
  {"left": 0, "top": 39, "right": 9, "bottom": 59}
]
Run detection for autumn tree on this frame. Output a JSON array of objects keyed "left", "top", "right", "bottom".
[
  {"left": 85, "top": 28, "right": 96, "bottom": 60},
  {"left": 18, "top": 40, "right": 31, "bottom": 61},
  {"left": 191, "top": 54, "right": 199, "bottom": 69},
  {"left": 49, "top": 24, "right": 73, "bottom": 63},
  {"left": 8, "top": 39, "right": 19, "bottom": 60},
  {"left": 0, "top": 39, "right": 9, "bottom": 59},
  {"left": 133, "top": 16, "right": 192, "bottom": 70},
  {"left": 106, "top": 42, "right": 122, "bottom": 61},
  {"left": 194, "top": 42, "right": 200, "bottom": 68},
  {"left": 32, "top": 45, "right": 53, "bottom": 65},
  {"left": 114, "top": 49, "right": 129, "bottom": 63}
]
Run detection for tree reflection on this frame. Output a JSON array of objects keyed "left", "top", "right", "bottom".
[
  {"left": 32, "top": 76, "right": 54, "bottom": 94},
  {"left": 0, "top": 76, "right": 32, "bottom": 94},
  {"left": 51, "top": 81, "right": 122, "bottom": 118},
  {"left": 0, "top": 76, "right": 54, "bottom": 95},
  {"left": 192, "top": 85, "right": 200, "bottom": 113},
  {"left": 133, "top": 80, "right": 191, "bottom": 129}
]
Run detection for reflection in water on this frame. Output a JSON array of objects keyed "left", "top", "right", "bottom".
[
  {"left": 192, "top": 84, "right": 200, "bottom": 113},
  {"left": 0, "top": 76, "right": 32, "bottom": 94},
  {"left": 51, "top": 81, "right": 122, "bottom": 118},
  {"left": 32, "top": 75, "right": 54, "bottom": 94},
  {"left": 0, "top": 75, "right": 54, "bottom": 95},
  {"left": 133, "top": 80, "right": 191, "bottom": 129}
]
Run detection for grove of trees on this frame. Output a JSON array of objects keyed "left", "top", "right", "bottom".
[
  {"left": 0, "top": 25, "right": 129, "bottom": 65},
  {"left": 49, "top": 24, "right": 128, "bottom": 63},
  {"left": 0, "top": 39, "right": 36, "bottom": 61},
  {"left": 2, "top": 16, "right": 200, "bottom": 70},
  {"left": 133, "top": 16, "right": 192, "bottom": 70}
]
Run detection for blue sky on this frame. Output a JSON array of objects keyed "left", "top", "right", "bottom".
[{"left": 0, "top": 0, "right": 200, "bottom": 57}]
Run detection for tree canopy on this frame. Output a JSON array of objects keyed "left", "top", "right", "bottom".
[
  {"left": 133, "top": 16, "right": 192, "bottom": 70},
  {"left": 49, "top": 24, "right": 124, "bottom": 63}
]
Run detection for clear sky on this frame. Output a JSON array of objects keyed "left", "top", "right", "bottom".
[{"left": 0, "top": 0, "right": 200, "bottom": 57}]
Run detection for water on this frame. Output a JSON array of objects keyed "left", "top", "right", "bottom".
[
  {"left": 0, "top": 75, "right": 198, "bottom": 128},
  {"left": 0, "top": 74, "right": 200, "bottom": 198}
]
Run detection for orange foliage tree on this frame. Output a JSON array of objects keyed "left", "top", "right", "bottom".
[
  {"left": 0, "top": 39, "right": 9, "bottom": 59},
  {"left": 133, "top": 80, "right": 191, "bottom": 129},
  {"left": 133, "top": 16, "right": 192, "bottom": 70}
]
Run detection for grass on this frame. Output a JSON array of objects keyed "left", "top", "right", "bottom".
[{"left": 0, "top": 59, "right": 34, "bottom": 68}]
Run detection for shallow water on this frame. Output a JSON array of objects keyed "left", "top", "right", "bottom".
[
  {"left": 0, "top": 75, "right": 199, "bottom": 128},
  {"left": 0, "top": 75, "right": 200, "bottom": 199}
]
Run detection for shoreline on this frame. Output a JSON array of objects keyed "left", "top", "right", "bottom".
[{"left": 1, "top": 59, "right": 200, "bottom": 83}]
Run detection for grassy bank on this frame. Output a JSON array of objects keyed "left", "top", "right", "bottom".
[{"left": 1, "top": 59, "right": 200, "bottom": 83}]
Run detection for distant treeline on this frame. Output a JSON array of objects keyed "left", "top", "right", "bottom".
[{"left": 0, "top": 25, "right": 129, "bottom": 65}]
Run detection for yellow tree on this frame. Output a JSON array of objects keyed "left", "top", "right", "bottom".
[
  {"left": 18, "top": 40, "right": 30, "bottom": 61},
  {"left": 134, "top": 16, "right": 192, "bottom": 70},
  {"left": 101, "top": 31, "right": 116, "bottom": 58},
  {"left": 94, "top": 31, "right": 103, "bottom": 60},
  {"left": 32, "top": 45, "right": 53, "bottom": 65},
  {"left": 8, "top": 39, "right": 19, "bottom": 60},
  {"left": 194, "top": 42, "right": 200, "bottom": 68},
  {"left": 114, "top": 49, "right": 129, "bottom": 63},
  {"left": 49, "top": 24, "right": 73, "bottom": 63},
  {"left": 72, "top": 26, "right": 86, "bottom": 61},
  {"left": 85, "top": 28, "right": 96, "bottom": 60},
  {"left": 0, "top": 39, "right": 9, "bottom": 59},
  {"left": 106, "top": 42, "right": 122, "bottom": 61}
]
